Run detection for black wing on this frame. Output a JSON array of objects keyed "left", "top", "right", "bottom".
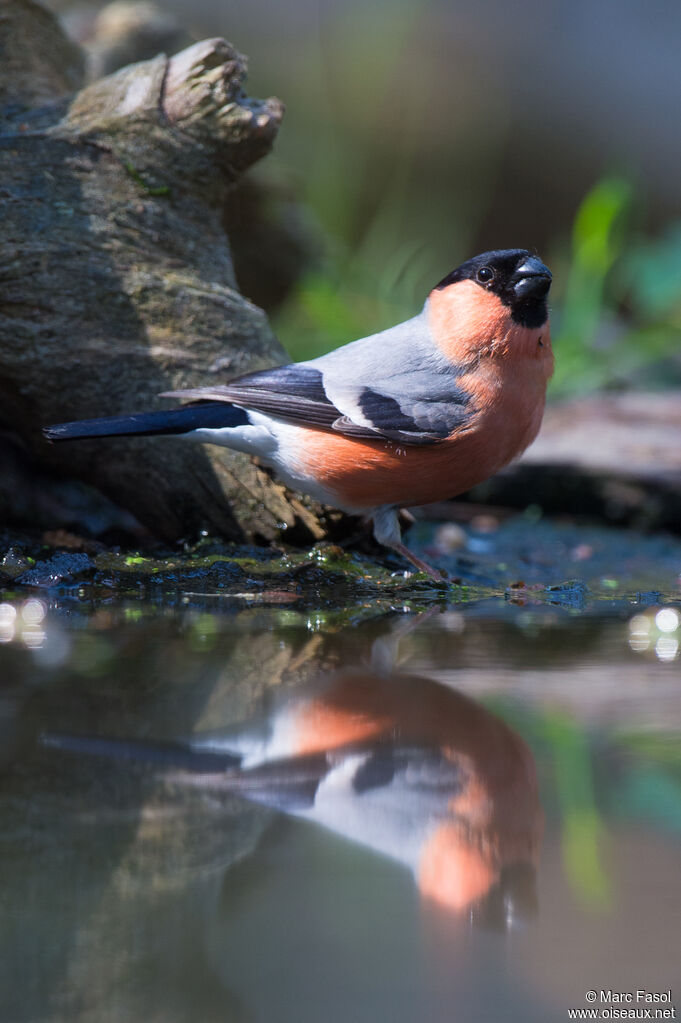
[{"left": 162, "top": 365, "right": 341, "bottom": 430}]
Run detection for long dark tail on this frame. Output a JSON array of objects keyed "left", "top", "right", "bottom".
[
  {"left": 40, "top": 732, "right": 242, "bottom": 772},
  {"left": 43, "top": 402, "right": 249, "bottom": 442},
  {"left": 41, "top": 731, "right": 331, "bottom": 810}
]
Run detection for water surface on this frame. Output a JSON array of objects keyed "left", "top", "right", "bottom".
[{"left": 1, "top": 520, "right": 680, "bottom": 1022}]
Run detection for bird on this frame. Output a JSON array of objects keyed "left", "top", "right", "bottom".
[
  {"left": 44, "top": 249, "right": 554, "bottom": 579},
  {"left": 42, "top": 665, "right": 542, "bottom": 924}
]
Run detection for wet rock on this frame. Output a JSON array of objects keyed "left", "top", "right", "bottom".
[
  {"left": 147, "top": 559, "right": 245, "bottom": 590},
  {"left": 634, "top": 590, "right": 663, "bottom": 606},
  {"left": 16, "top": 552, "right": 95, "bottom": 588},
  {"left": 1, "top": 546, "right": 34, "bottom": 579},
  {"left": 543, "top": 579, "right": 589, "bottom": 609}
]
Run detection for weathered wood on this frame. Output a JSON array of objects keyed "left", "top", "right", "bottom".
[{"left": 0, "top": 1, "right": 324, "bottom": 543}]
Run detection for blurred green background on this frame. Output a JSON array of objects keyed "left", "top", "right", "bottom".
[{"left": 58, "top": 0, "right": 681, "bottom": 394}]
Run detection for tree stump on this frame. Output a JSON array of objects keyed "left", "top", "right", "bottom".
[{"left": 0, "top": 0, "right": 325, "bottom": 543}]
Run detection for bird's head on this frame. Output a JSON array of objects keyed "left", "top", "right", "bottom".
[
  {"left": 427, "top": 248, "right": 553, "bottom": 369},
  {"left": 434, "top": 248, "right": 552, "bottom": 329}
]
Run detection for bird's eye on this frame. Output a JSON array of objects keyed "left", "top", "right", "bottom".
[{"left": 477, "top": 266, "right": 493, "bottom": 283}]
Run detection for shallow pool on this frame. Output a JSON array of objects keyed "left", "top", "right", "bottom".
[{"left": 1, "top": 519, "right": 680, "bottom": 1022}]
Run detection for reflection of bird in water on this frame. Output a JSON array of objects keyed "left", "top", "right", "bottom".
[{"left": 43, "top": 668, "right": 542, "bottom": 927}]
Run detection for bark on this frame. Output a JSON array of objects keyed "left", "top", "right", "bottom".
[{"left": 0, "top": 0, "right": 325, "bottom": 543}]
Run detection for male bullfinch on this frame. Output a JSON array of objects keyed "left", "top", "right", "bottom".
[
  {"left": 42, "top": 668, "right": 542, "bottom": 925},
  {"left": 44, "top": 249, "right": 553, "bottom": 578}
]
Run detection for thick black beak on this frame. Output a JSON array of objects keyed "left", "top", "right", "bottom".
[{"left": 512, "top": 256, "right": 552, "bottom": 300}]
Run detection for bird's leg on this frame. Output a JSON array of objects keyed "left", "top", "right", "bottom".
[
  {"left": 371, "top": 506, "right": 445, "bottom": 582},
  {"left": 389, "top": 540, "right": 445, "bottom": 581}
]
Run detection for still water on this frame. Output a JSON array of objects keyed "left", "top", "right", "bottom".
[{"left": 1, "top": 534, "right": 681, "bottom": 1022}]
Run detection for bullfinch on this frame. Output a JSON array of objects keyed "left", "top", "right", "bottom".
[
  {"left": 44, "top": 249, "right": 553, "bottom": 578},
  {"left": 42, "top": 667, "right": 542, "bottom": 925}
]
